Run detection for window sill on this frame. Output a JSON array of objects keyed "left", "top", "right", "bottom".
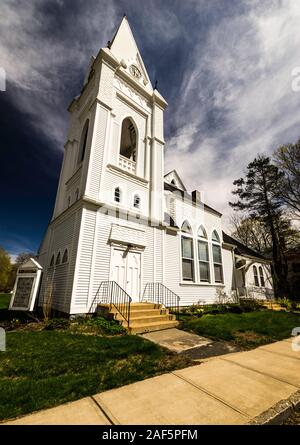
[
  {"left": 180, "top": 282, "right": 225, "bottom": 287},
  {"left": 107, "top": 163, "right": 149, "bottom": 185}
]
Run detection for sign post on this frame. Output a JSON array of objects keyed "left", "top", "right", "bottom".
[{"left": 9, "top": 258, "right": 43, "bottom": 312}]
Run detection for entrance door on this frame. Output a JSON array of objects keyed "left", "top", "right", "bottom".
[
  {"left": 111, "top": 249, "right": 141, "bottom": 302},
  {"left": 111, "top": 249, "right": 127, "bottom": 290},
  {"left": 126, "top": 252, "right": 141, "bottom": 301}
]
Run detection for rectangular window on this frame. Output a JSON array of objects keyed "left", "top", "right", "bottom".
[
  {"left": 198, "top": 241, "right": 210, "bottom": 282},
  {"left": 259, "top": 268, "right": 265, "bottom": 287},
  {"left": 253, "top": 267, "right": 259, "bottom": 286},
  {"left": 212, "top": 244, "right": 223, "bottom": 283},
  {"left": 181, "top": 237, "right": 194, "bottom": 281}
]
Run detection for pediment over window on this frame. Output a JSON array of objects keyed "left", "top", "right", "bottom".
[{"left": 164, "top": 170, "right": 186, "bottom": 191}]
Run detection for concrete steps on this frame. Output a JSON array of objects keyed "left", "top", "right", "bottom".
[
  {"left": 98, "top": 302, "right": 179, "bottom": 334},
  {"left": 129, "top": 320, "right": 179, "bottom": 335},
  {"left": 262, "top": 301, "right": 285, "bottom": 311}
]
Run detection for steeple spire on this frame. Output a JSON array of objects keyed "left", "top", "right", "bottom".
[{"left": 109, "top": 15, "right": 153, "bottom": 91}]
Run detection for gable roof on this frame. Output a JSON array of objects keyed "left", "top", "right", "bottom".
[
  {"left": 222, "top": 232, "right": 268, "bottom": 261},
  {"left": 164, "top": 181, "right": 222, "bottom": 217},
  {"left": 164, "top": 170, "right": 187, "bottom": 191}
]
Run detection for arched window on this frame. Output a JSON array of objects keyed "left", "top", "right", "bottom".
[
  {"left": 212, "top": 230, "right": 223, "bottom": 283},
  {"left": 197, "top": 226, "right": 210, "bottom": 282},
  {"left": 50, "top": 254, "right": 55, "bottom": 268},
  {"left": 55, "top": 252, "right": 61, "bottom": 265},
  {"left": 78, "top": 119, "right": 89, "bottom": 164},
  {"left": 119, "top": 117, "right": 137, "bottom": 166},
  {"left": 253, "top": 266, "right": 259, "bottom": 286},
  {"left": 75, "top": 188, "right": 79, "bottom": 201},
  {"left": 114, "top": 187, "right": 121, "bottom": 203},
  {"left": 67, "top": 196, "right": 71, "bottom": 208},
  {"left": 259, "top": 266, "right": 265, "bottom": 287},
  {"left": 198, "top": 225, "right": 207, "bottom": 239},
  {"left": 133, "top": 194, "right": 140, "bottom": 209},
  {"left": 212, "top": 230, "right": 220, "bottom": 243},
  {"left": 62, "top": 249, "right": 68, "bottom": 264},
  {"left": 181, "top": 221, "right": 194, "bottom": 281},
  {"left": 181, "top": 220, "right": 192, "bottom": 235}
]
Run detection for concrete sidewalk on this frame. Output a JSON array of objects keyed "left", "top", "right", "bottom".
[{"left": 5, "top": 337, "right": 300, "bottom": 425}]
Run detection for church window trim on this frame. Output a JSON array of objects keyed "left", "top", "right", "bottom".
[
  {"left": 62, "top": 249, "right": 69, "bottom": 264},
  {"left": 118, "top": 117, "right": 138, "bottom": 174},
  {"left": 133, "top": 193, "right": 141, "bottom": 210},
  {"left": 78, "top": 119, "right": 89, "bottom": 165},
  {"left": 181, "top": 220, "right": 195, "bottom": 282},
  {"left": 55, "top": 251, "right": 61, "bottom": 266},
  {"left": 212, "top": 230, "right": 223, "bottom": 284},
  {"left": 253, "top": 265, "right": 259, "bottom": 287},
  {"left": 50, "top": 254, "right": 55, "bottom": 268},
  {"left": 114, "top": 186, "right": 122, "bottom": 204},
  {"left": 259, "top": 266, "right": 265, "bottom": 287},
  {"left": 197, "top": 225, "right": 210, "bottom": 283}
]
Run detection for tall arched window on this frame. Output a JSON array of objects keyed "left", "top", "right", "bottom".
[
  {"left": 253, "top": 265, "right": 259, "bottom": 286},
  {"left": 62, "top": 249, "right": 69, "bottom": 264},
  {"left": 50, "top": 254, "right": 55, "bottom": 268},
  {"left": 55, "top": 251, "right": 61, "bottom": 266},
  {"left": 114, "top": 187, "right": 121, "bottom": 203},
  {"left": 120, "top": 117, "right": 137, "bottom": 161},
  {"left": 181, "top": 220, "right": 194, "bottom": 281},
  {"left": 119, "top": 117, "right": 137, "bottom": 174},
  {"left": 212, "top": 230, "right": 223, "bottom": 283},
  {"left": 78, "top": 119, "right": 89, "bottom": 164},
  {"left": 259, "top": 266, "right": 265, "bottom": 287},
  {"left": 198, "top": 225, "right": 210, "bottom": 282}
]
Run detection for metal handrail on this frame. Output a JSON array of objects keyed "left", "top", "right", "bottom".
[
  {"left": 89, "top": 281, "right": 132, "bottom": 325},
  {"left": 142, "top": 283, "right": 180, "bottom": 313}
]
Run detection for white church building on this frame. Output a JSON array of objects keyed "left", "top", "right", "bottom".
[{"left": 37, "top": 17, "right": 273, "bottom": 322}]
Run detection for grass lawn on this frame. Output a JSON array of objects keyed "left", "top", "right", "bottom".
[
  {"left": 180, "top": 310, "right": 300, "bottom": 349},
  {"left": 0, "top": 293, "right": 11, "bottom": 310},
  {"left": 0, "top": 330, "right": 192, "bottom": 422}
]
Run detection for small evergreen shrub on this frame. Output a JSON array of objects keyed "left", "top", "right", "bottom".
[{"left": 43, "top": 318, "right": 70, "bottom": 331}]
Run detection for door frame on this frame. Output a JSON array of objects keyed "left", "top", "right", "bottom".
[{"left": 109, "top": 243, "right": 143, "bottom": 301}]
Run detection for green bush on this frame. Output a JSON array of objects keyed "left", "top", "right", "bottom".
[
  {"left": 85, "top": 316, "right": 127, "bottom": 335},
  {"left": 43, "top": 318, "right": 70, "bottom": 331},
  {"left": 278, "top": 297, "right": 299, "bottom": 311}
]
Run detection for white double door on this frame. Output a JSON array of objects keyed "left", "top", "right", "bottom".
[{"left": 111, "top": 248, "right": 141, "bottom": 302}]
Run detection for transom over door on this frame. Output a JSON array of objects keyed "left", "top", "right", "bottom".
[{"left": 111, "top": 249, "right": 141, "bottom": 302}]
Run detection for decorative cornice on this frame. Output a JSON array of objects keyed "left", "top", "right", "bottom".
[
  {"left": 106, "top": 163, "right": 149, "bottom": 186},
  {"left": 114, "top": 77, "right": 151, "bottom": 113}
]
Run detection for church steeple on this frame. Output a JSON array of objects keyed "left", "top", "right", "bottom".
[{"left": 109, "top": 15, "right": 153, "bottom": 92}]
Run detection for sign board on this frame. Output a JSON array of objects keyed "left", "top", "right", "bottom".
[{"left": 9, "top": 258, "right": 43, "bottom": 311}]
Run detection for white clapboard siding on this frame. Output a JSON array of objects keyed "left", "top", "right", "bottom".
[
  {"left": 38, "top": 209, "right": 81, "bottom": 313},
  {"left": 86, "top": 105, "right": 109, "bottom": 200},
  {"left": 73, "top": 208, "right": 97, "bottom": 308}
]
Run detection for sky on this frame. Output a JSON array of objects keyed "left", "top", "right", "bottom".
[{"left": 1, "top": 0, "right": 300, "bottom": 259}]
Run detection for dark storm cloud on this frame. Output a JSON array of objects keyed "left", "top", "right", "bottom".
[{"left": 1, "top": 0, "right": 300, "bottom": 256}]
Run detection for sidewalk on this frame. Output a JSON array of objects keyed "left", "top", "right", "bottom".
[{"left": 5, "top": 337, "right": 300, "bottom": 425}]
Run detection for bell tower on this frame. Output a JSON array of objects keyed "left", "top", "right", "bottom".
[{"left": 52, "top": 15, "right": 167, "bottom": 224}]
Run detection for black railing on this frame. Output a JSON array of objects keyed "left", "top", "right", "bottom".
[
  {"left": 89, "top": 281, "right": 132, "bottom": 325},
  {"left": 142, "top": 283, "right": 180, "bottom": 313}
]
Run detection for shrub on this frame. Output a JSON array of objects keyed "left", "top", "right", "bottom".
[
  {"left": 278, "top": 297, "right": 299, "bottom": 311},
  {"left": 43, "top": 318, "right": 70, "bottom": 331},
  {"left": 85, "top": 316, "right": 127, "bottom": 335},
  {"left": 278, "top": 297, "right": 290, "bottom": 309}
]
